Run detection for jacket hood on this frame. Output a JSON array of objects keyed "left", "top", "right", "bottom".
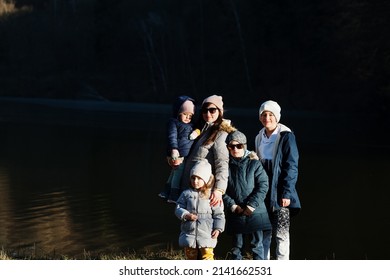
[
  {"left": 219, "top": 119, "right": 236, "bottom": 134},
  {"left": 230, "top": 150, "right": 259, "bottom": 162},
  {"left": 201, "top": 118, "right": 236, "bottom": 134},
  {"left": 258, "top": 123, "right": 291, "bottom": 134},
  {"left": 172, "top": 95, "right": 195, "bottom": 117}
]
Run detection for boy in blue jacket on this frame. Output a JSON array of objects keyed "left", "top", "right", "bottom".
[{"left": 224, "top": 130, "right": 272, "bottom": 260}]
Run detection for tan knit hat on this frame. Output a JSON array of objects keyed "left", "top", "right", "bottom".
[{"left": 202, "top": 95, "right": 224, "bottom": 112}]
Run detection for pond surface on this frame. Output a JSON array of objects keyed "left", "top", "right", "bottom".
[{"left": 0, "top": 100, "right": 389, "bottom": 259}]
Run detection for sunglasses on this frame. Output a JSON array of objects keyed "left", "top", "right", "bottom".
[
  {"left": 227, "top": 143, "right": 245, "bottom": 150},
  {"left": 201, "top": 107, "right": 218, "bottom": 114}
]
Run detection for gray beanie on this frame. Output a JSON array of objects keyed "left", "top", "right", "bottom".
[
  {"left": 226, "top": 130, "right": 247, "bottom": 150},
  {"left": 259, "top": 100, "right": 281, "bottom": 122}
]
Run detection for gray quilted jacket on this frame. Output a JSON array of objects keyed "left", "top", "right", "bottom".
[
  {"left": 175, "top": 188, "right": 225, "bottom": 248},
  {"left": 180, "top": 119, "right": 235, "bottom": 192}
]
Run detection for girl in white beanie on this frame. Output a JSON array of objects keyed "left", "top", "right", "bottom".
[
  {"left": 175, "top": 160, "right": 225, "bottom": 260},
  {"left": 255, "top": 100, "right": 301, "bottom": 260}
]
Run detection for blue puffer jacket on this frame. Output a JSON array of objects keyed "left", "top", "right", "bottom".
[
  {"left": 223, "top": 152, "right": 271, "bottom": 234},
  {"left": 255, "top": 124, "right": 301, "bottom": 214},
  {"left": 166, "top": 95, "right": 195, "bottom": 157},
  {"left": 175, "top": 188, "right": 225, "bottom": 248}
]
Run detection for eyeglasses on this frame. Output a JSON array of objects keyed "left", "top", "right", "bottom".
[
  {"left": 227, "top": 143, "right": 245, "bottom": 150},
  {"left": 201, "top": 107, "right": 218, "bottom": 114}
]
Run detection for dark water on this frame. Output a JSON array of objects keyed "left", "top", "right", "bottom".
[{"left": 0, "top": 101, "right": 389, "bottom": 259}]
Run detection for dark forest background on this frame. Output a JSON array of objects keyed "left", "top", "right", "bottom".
[{"left": 1, "top": 0, "right": 389, "bottom": 116}]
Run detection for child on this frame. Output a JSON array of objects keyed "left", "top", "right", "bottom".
[
  {"left": 255, "top": 100, "right": 301, "bottom": 260},
  {"left": 158, "top": 95, "right": 200, "bottom": 203},
  {"left": 223, "top": 130, "right": 272, "bottom": 260},
  {"left": 175, "top": 160, "right": 225, "bottom": 260}
]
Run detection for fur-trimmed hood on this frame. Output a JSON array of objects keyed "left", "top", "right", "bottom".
[{"left": 219, "top": 119, "right": 236, "bottom": 134}]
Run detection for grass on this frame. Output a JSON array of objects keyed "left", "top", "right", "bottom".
[
  {"left": 0, "top": 245, "right": 242, "bottom": 260},
  {"left": 0, "top": 245, "right": 187, "bottom": 260}
]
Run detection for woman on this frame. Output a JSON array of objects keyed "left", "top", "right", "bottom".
[
  {"left": 254, "top": 100, "right": 301, "bottom": 260},
  {"left": 180, "top": 95, "right": 235, "bottom": 206}
]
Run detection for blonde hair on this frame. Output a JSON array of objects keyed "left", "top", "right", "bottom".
[
  {"left": 192, "top": 174, "right": 215, "bottom": 198},
  {"left": 202, "top": 174, "right": 215, "bottom": 198}
]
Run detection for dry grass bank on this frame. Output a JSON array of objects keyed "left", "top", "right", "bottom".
[{"left": 0, "top": 246, "right": 186, "bottom": 260}]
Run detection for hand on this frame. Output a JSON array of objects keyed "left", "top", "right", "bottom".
[
  {"left": 185, "top": 213, "right": 198, "bottom": 221},
  {"left": 242, "top": 206, "right": 253, "bottom": 216},
  {"left": 210, "top": 190, "right": 223, "bottom": 207},
  {"left": 234, "top": 205, "right": 244, "bottom": 215},
  {"left": 211, "top": 229, "right": 220, "bottom": 239},
  {"left": 281, "top": 198, "right": 291, "bottom": 207},
  {"left": 167, "top": 157, "right": 183, "bottom": 169},
  {"left": 171, "top": 149, "right": 180, "bottom": 160}
]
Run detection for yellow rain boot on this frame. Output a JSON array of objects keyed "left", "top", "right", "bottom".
[{"left": 200, "top": 248, "right": 214, "bottom": 260}]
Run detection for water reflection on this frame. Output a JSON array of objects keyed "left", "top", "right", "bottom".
[{"left": 0, "top": 117, "right": 185, "bottom": 257}]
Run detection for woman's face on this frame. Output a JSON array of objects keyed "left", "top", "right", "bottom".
[
  {"left": 202, "top": 104, "right": 219, "bottom": 123},
  {"left": 260, "top": 111, "right": 278, "bottom": 132},
  {"left": 227, "top": 140, "right": 245, "bottom": 158}
]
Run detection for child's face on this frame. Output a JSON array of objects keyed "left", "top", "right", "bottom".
[
  {"left": 179, "top": 112, "right": 193, "bottom": 124},
  {"left": 260, "top": 111, "right": 278, "bottom": 131},
  {"left": 191, "top": 175, "right": 206, "bottom": 189},
  {"left": 228, "top": 140, "right": 245, "bottom": 158}
]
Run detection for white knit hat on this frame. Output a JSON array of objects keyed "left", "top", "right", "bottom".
[
  {"left": 190, "top": 160, "right": 212, "bottom": 183},
  {"left": 202, "top": 95, "right": 224, "bottom": 112},
  {"left": 259, "top": 100, "right": 281, "bottom": 122}
]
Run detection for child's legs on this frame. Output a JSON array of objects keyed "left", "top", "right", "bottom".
[
  {"left": 168, "top": 161, "right": 185, "bottom": 201},
  {"left": 170, "top": 160, "right": 185, "bottom": 191},
  {"left": 163, "top": 171, "right": 174, "bottom": 193},
  {"left": 262, "top": 229, "right": 272, "bottom": 260},
  {"left": 231, "top": 233, "right": 244, "bottom": 260},
  {"left": 199, "top": 248, "right": 214, "bottom": 260},
  {"left": 274, "top": 207, "right": 290, "bottom": 260},
  {"left": 184, "top": 247, "right": 198, "bottom": 260},
  {"left": 250, "top": 231, "right": 266, "bottom": 260}
]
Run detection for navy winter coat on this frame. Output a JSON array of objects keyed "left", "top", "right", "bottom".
[
  {"left": 255, "top": 124, "right": 301, "bottom": 214},
  {"left": 166, "top": 96, "right": 195, "bottom": 157},
  {"left": 223, "top": 154, "right": 272, "bottom": 234}
]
